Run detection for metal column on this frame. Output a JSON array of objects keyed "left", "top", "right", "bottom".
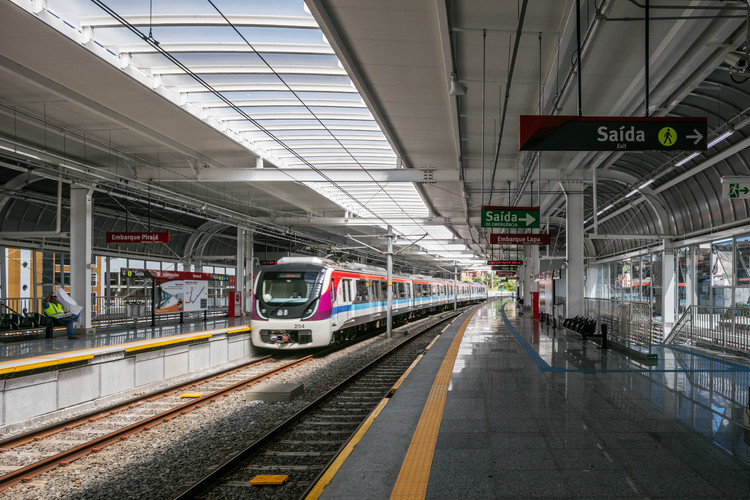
[
  {"left": 236, "top": 226, "right": 245, "bottom": 316},
  {"left": 563, "top": 182, "right": 584, "bottom": 317},
  {"left": 70, "top": 185, "right": 93, "bottom": 329},
  {"left": 386, "top": 225, "right": 393, "bottom": 339}
]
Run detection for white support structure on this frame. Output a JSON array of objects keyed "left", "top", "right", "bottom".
[
  {"left": 453, "top": 261, "right": 458, "bottom": 311},
  {"left": 245, "top": 231, "right": 254, "bottom": 315},
  {"left": 386, "top": 225, "right": 393, "bottom": 339},
  {"left": 70, "top": 185, "right": 93, "bottom": 329},
  {"left": 236, "top": 226, "right": 245, "bottom": 317},
  {"left": 662, "top": 244, "right": 676, "bottom": 339},
  {"left": 563, "top": 182, "right": 585, "bottom": 317}
]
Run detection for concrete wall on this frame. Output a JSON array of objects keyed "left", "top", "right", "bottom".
[{"left": 0, "top": 333, "right": 255, "bottom": 434}]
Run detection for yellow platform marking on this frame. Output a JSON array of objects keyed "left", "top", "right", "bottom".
[
  {"left": 305, "top": 398, "right": 390, "bottom": 499},
  {"left": 0, "top": 354, "right": 95, "bottom": 375},
  {"left": 124, "top": 333, "right": 212, "bottom": 352},
  {"left": 227, "top": 325, "right": 252, "bottom": 334},
  {"left": 390, "top": 308, "right": 480, "bottom": 500},
  {"left": 250, "top": 474, "right": 288, "bottom": 486},
  {"left": 390, "top": 355, "right": 423, "bottom": 396},
  {"left": 179, "top": 392, "right": 204, "bottom": 398}
]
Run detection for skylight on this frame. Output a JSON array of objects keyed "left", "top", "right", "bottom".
[{"left": 19, "top": 0, "right": 479, "bottom": 265}]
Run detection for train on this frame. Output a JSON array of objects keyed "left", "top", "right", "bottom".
[{"left": 250, "top": 256, "right": 487, "bottom": 349}]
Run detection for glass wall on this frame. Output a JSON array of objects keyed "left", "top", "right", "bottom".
[{"left": 591, "top": 233, "right": 750, "bottom": 333}]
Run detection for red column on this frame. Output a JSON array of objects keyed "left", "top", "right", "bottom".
[{"left": 532, "top": 291, "right": 539, "bottom": 319}]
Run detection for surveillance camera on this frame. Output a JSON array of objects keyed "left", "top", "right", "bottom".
[{"left": 725, "top": 52, "right": 748, "bottom": 72}]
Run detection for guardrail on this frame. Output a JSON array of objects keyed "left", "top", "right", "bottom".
[
  {"left": 583, "top": 298, "right": 653, "bottom": 354},
  {"left": 1, "top": 296, "right": 229, "bottom": 330},
  {"left": 665, "top": 305, "right": 750, "bottom": 355}
]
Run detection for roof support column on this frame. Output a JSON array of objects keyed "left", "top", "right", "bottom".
[
  {"left": 246, "top": 230, "right": 254, "bottom": 316},
  {"left": 453, "top": 261, "right": 458, "bottom": 311},
  {"left": 386, "top": 225, "right": 393, "bottom": 339},
  {"left": 236, "top": 226, "right": 245, "bottom": 317},
  {"left": 662, "top": 242, "right": 676, "bottom": 341},
  {"left": 562, "top": 182, "right": 585, "bottom": 317},
  {"left": 70, "top": 185, "right": 93, "bottom": 329}
]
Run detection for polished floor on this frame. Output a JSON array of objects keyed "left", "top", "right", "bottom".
[
  {"left": 320, "top": 299, "right": 750, "bottom": 499},
  {"left": 0, "top": 317, "right": 251, "bottom": 363}
]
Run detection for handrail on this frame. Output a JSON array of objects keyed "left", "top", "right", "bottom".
[
  {"left": 664, "top": 305, "right": 750, "bottom": 355},
  {"left": 664, "top": 306, "right": 693, "bottom": 344}
]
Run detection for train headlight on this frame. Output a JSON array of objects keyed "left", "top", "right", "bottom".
[{"left": 302, "top": 299, "right": 319, "bottom": 320}]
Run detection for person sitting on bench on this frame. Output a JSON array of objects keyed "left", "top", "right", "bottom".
[{"left": 42, "top": 292, "right": 79, "bottom": 339}]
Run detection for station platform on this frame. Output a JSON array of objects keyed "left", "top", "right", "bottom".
[
  {"left": 0, "top": 318, "right": 253, "bottom": 434},
  {"left": 317, "top": 300, "right": 750, "bottom": 499},
  {"left": 0, "top": 317, "right": 251, "bottom": 365}
]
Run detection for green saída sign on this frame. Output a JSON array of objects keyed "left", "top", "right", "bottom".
[{"left": 481, "top": 206, "right": 539, "bottom": 229}]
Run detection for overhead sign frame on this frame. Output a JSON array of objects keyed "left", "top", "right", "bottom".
[
  {"left": 519, "top": 115, "right": 707, "bottom": 151},
  {"left": 481, "top": 206, "right": 540, "bottom": 229},
  {"left": 721, "top": 176, "right": 750, "bottom": 199},
  {"left": 490, "top": 233, "right": 551, "bottom": 245}
]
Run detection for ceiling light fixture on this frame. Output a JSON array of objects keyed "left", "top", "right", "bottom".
[
  {"left": 448, "top": 72, "right": 467, "bottom": 96},
  {"left": 707, "top": 130, "right": 733, "bottom": 148},
  {"left": 675, "top": 152, "right": 699, "bottom": 167}
]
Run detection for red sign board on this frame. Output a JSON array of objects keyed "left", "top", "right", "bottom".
[
  {"left": 488, "top": 260, "right": 523, "bottom": 265},
  {"left": 490, "top": 233, "right": 551, "bottom": 245},
  {"left": 107, "top": 232, "right": 170, "bottom": 244},
  {"left": 260, "top": 260, "right": 278, "bottom": 265}
]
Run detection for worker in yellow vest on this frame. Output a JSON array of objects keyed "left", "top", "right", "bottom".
[{"left": 42, "top": 292, "right": 79, "bottom": 339}]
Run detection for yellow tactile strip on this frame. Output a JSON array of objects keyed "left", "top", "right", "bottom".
[
  {"left": 0, "top": 354, "right": 95, "bottom": 375},
  {"left": 390, "top": 308, "right": 480, "bottom": 500},
  {"left": 124, "top": 333, "right": 213, "bottom": 352},
  {"left": 305, "top": 398, "right": 390, "bottom": 499}
]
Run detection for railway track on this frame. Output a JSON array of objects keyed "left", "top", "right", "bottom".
[
  {"left": 174, "top": 312, "right": 462, "bottom": 500},
  {"left": 0, "top": 355, "right": 311, "bottom": 492}
]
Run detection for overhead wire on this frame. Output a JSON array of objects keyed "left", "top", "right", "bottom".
[{"left": 89, "top": 0, "right": 469, "bottom": 263}]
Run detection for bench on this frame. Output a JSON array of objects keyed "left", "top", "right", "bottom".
[
  {"left": 562, "top": 315, "right": 608, "bottom": 348},
  {"left": 0, "top": 312, "right": 52, "bottom": 340}
]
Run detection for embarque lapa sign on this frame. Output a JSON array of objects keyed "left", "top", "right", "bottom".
[
  {"left": 481, "top": 206, "right": 539, "bottom": 229},
  {"left": 519, "top": 115, "right": 707, "bottom": 151}
]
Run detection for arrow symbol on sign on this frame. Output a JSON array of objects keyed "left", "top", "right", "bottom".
[
  {"left": 520, "top": 213, "right": 536, "bottom": 226},
  {"left": 686, "top": 129, "right": 703, "bottom": 145},
  {"left": 743, "top": 187, "right": 749, "bottom": 195}
]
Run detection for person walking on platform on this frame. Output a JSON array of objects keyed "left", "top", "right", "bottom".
[{"left": 42, "top": 292, "right": 79, "bottom": 339}]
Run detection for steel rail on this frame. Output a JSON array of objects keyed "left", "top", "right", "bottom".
[
  {"left": 0, "top": 355, "right": 312, "bottom": 491},
  {"left": 173, "top": 311, "right": 464, "bottom": 499},
  {"left": 0, "top": 355, "right": 273, "bottom": 451}
]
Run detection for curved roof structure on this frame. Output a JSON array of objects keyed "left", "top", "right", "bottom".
[{"left": 1, "top": 0, "right": 749, "bottom": 273}]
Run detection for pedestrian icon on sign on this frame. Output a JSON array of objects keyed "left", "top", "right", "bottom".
[
  {"left": 729, "top": 183, "right": 740, "bottom": 198},
  {"left": 658, "top": 127, "right": 676, "bottom": 146}
]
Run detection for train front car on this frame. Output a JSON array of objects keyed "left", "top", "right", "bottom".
[{"left": 251, "top": 257, "right": 334, "bottom": 349}]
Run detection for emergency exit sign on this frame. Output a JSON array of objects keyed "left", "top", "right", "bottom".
[
  {"left": 721, "top": 176, "right": 750, "bottom": 199},
  {"left": 481, "top": 206, "right": 539, "bottom": 229}
]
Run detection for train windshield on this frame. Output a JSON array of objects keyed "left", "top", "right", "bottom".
[{"left": 259, "top": 270, "right": 319, "bottom": 304}]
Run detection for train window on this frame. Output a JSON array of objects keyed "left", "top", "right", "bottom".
[
  {"left": 259, "top": 270, "right": 318, "bottom": 304},
  {"left": 397, "top": 282, "right": 405, "bottom": 298},
  {"left": 354, "top": 280, "right": 369, "bottom": 303},
  {"left": 378, "top": 280, "right": 386, "bottom": 300},
  {"left": 342, "top": 278, "right": 351, "bottom": 302},
  {"left": 405, "top": 283, "right": 411, "bottom": 298}
]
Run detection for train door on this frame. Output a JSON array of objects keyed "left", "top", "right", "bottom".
[{"left": 340, "top": 278, "right": 355, "bottom": 324}]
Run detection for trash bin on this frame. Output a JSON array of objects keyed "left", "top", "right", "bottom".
[{"left": 126, "top": 302, "right": 146, "bottom": 317}]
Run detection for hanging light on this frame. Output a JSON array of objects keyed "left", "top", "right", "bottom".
[{"left": 448, "top": 72, "right": 467, "bottom": 96}]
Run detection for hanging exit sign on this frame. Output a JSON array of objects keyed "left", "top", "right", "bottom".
[
  {"left": 519, "top": 115, "right": 707, "bottom": 151},
  {"left": 481, "top": 206, "right": 539, "bottom": 229},
  {"left": 721, "top": 176, "right": 750, "bottom": 198}
]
